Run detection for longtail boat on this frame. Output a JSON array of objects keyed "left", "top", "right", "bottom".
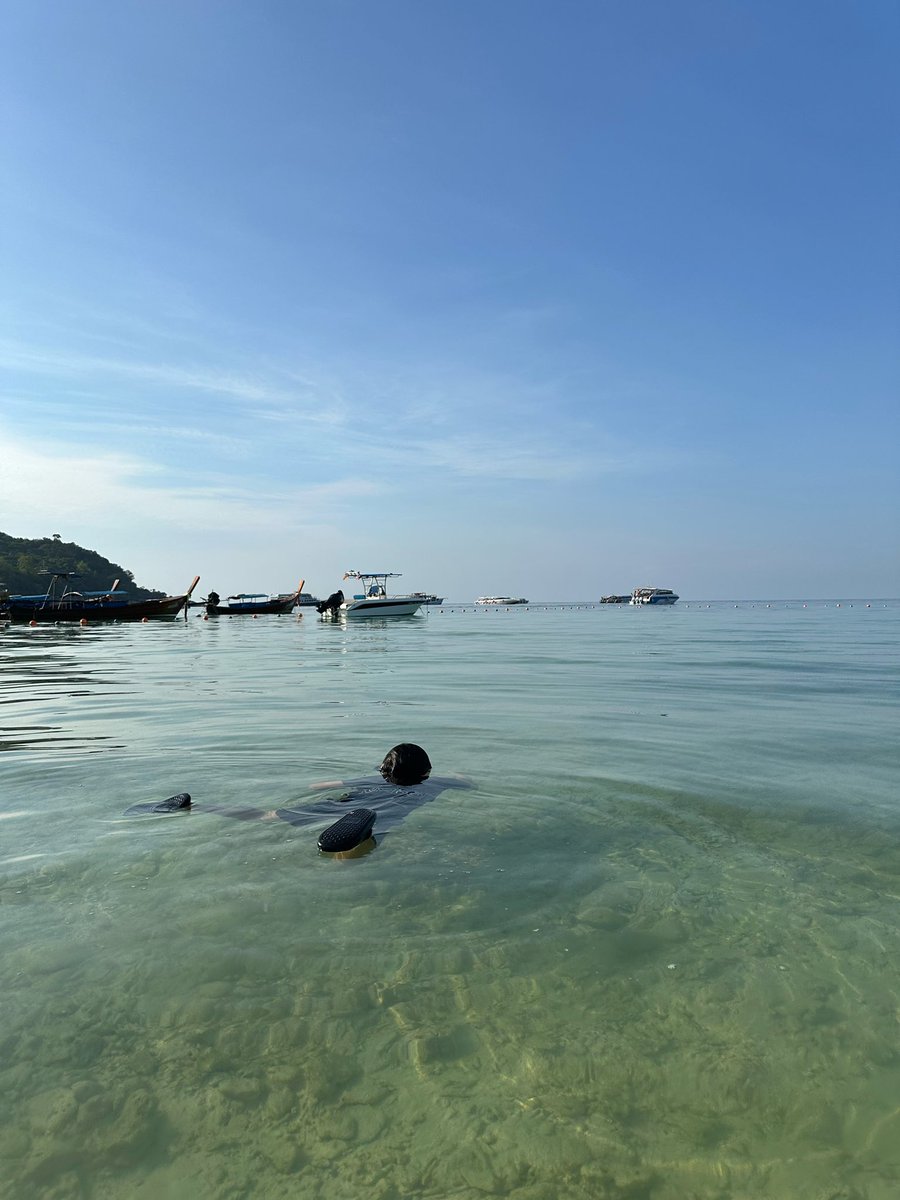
[
  {"left": 204, "top": 579, "right": 305, "bottom": 615},
  {"left": 8, "top": 573, "right": 200, "bottom": 623}
]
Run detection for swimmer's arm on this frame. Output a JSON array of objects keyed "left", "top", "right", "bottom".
[{"left": 309, "top": 779, "right": 345, "bottom": 791}]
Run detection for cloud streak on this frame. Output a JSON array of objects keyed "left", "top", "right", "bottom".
[
  {"left": 0, "top": 341, "right": 343, "bottom": 421},
  {"left": 0, "top": 427, "right": 380, "bottom": 538},
  {"left": 1, "top": 332, "right": 680, "bottom": 504}
]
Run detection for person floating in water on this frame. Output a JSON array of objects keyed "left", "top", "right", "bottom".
[
  {"left": 277, "top": 743, "right": 469, "bottom": 829},
  {"left": 125, "top": 744, "right": 473, "bottom": 854}
]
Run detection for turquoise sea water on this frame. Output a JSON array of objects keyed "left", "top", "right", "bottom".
[{"left": 2, "top": 600, "right": 899, "bottom": 1200}]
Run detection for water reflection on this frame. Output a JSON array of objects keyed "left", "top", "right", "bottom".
[{"left": 0, "top": 730, "right": 121, "bottom": 753}]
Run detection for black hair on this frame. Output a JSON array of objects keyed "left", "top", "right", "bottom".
[{"left": 379, "top": 743, "right": 431, "bottom": 786}]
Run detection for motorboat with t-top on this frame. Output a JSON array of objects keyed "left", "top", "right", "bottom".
[
  {"left": 475, "top": 596, "right": 528, "bottom": 605},
  {"left": 629, "top": 587, "right": 679, "bottom": 605},
  {"left": 337, "top": 572, "right": 424, "bottom": 617}
]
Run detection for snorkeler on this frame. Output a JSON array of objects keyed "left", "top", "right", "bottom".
[
  {"left": 274, "top": 743, "right": 473, "bottom": 852},
  {"left": 125, "top": 744, "right": 473, "bottom": 853}
]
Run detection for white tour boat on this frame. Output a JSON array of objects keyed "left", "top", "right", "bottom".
[
  {"left": 629, "top": 587, "right": 679, "bottom": 605},
  {"left": 475, "top": 596, "right": 529, "bottom": 605},
  {"left": 340, "top": 572, "right": 424, "bottom": 617}
]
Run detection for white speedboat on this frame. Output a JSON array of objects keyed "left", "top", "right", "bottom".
[
  {"left": 410, "top": 592, "right": 444, "bottom": 605},
  {"left": 629, "top": 587, "right": 679, "bottom": 605},
  {"left": 340, "top": 572, "right": 424, "bottom": 617},
  {"left": 475, "top": 596, "right": 528, "bottom": 605}
]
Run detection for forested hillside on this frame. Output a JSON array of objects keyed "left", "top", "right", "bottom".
[{"left": 0, "top": 532, "right": 164, "bottom": 599}]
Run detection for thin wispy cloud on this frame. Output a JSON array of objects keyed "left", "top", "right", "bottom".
[
  {"left": 405, "top": 435, "right": 586, "bottom": 482},
  {"left": 0, "top": 427, "right": 380, "bottom": 537},
  {"left": 0, "top": 341, "right": 344, "bottom": 420},
  {"left": 413, "top": 435, "right": 682, "bottom": 481},
  {"left": 2, "top": 331, "right": 679, "bottom": 493}
]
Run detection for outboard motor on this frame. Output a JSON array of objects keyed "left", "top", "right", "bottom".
[{"left": 316, "top": 589, "right": 344, "bottom": 616}]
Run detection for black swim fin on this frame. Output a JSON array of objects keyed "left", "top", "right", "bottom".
[
  {"left": 317, "top": 808, "right": 377, "bottom": 853},
  {"left": 124, "top": 793, "right": 192, "bottom": 816},
  {"left": 153, "top": 792, "right": 192, "bottom": 812}
]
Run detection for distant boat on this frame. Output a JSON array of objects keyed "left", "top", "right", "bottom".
[
  {"left": 600, "top": 595, "right": 631, "bottom": 604},
  {"left": 475, "top": 596, "right": 528, "bottom": 605},
  {"left": 410, "top": 592, "right": 444, "bottom": 605},
  {"left": 294, "top": 592, "right": 321, "bottom": 608},
  {"left": 205, "top": 580, "right": 305, "bottom": 615},
  {"left": 8, "top": 572, "right": 200, "bottom": 623},
  {"left": 629, "top": 587, "right": 679, "bottom": 606}
]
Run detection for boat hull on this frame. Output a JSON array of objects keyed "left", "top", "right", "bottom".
[{"left": 340, "top": 598, "right": 423, "bottom": 617}]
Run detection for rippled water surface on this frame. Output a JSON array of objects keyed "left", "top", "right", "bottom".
[{"left": 2, "top": 601, "right": 899, "bottom": 1199}]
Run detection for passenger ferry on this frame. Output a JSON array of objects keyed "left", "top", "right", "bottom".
[{"left": 629, "top": 587, "right": 679, "bottom": 605}]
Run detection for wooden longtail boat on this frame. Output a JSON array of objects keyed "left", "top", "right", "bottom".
[
  {"left": 204, "top": 580, "right": 305, "bottom": 615},
  {"left": 8, "top": 573, "right": 200, "bottom": 623}
]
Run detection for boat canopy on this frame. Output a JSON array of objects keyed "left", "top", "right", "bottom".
[
  {"left": 12, "top": 590, "right": 128, "bottom": 603},
  {"left": 343, "top": 571, "right": 403, "bottom": 597},
  {"left": 343, "top": 572, "right": 402, "bottom": 580}
]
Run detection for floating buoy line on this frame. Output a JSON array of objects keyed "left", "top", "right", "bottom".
[{"left": 14, "top": 599, "right": 887, "bottom": 629}]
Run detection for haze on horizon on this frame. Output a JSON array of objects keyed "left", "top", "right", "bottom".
[{"left": 1, "top": 1, "right": 897, "bottom": 602}]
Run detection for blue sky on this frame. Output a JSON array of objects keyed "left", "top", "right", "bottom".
[{"left": 1, "top": 0, "right": 897, "bottom": 600}]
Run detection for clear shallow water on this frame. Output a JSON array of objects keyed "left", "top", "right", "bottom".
[{"left": 2, "top": 601, "right": 899, "bottom": 1200}]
